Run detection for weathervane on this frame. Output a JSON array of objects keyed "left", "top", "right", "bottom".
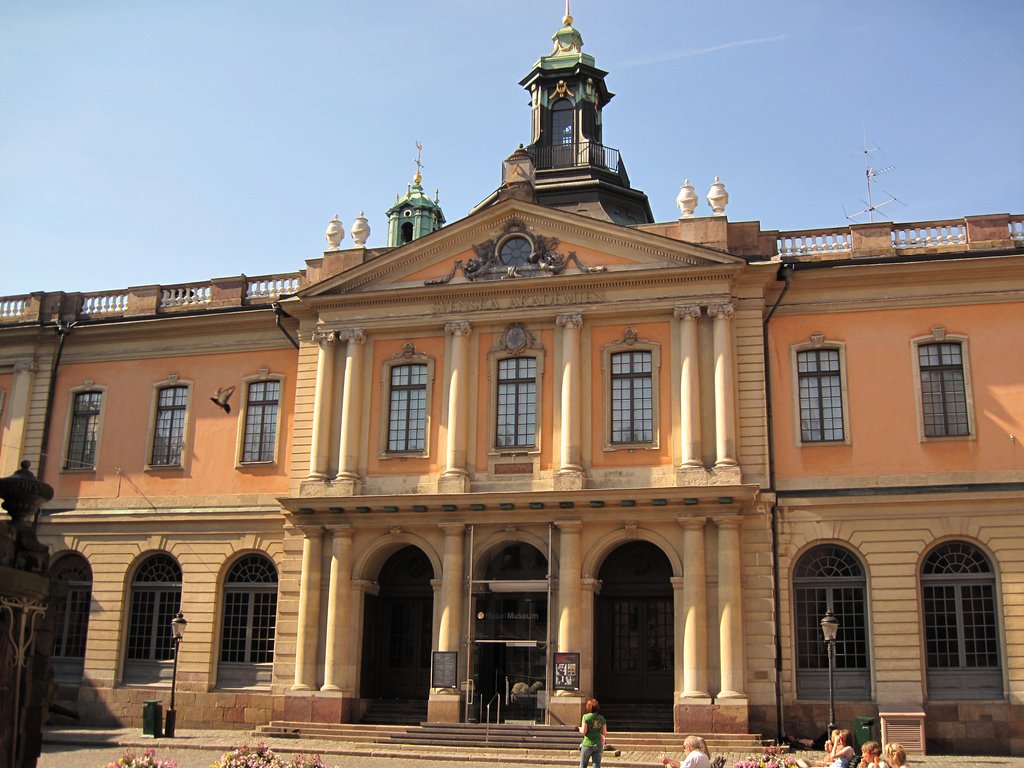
[
  {"left": 414, "top": 141, "right": 424, "bottom": 185},
  {"left": 845, "top": 129, "right": 904, "bottom": 223}
]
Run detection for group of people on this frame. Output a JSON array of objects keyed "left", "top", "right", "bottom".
[
  {"left": 805, "top": 728, "right": 909, "bottom": 768},
  {"left": 578, "top": 701, "right": 909, "bottom": 768}
]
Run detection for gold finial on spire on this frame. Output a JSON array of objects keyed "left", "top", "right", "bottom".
[
  {"left": 413, "top": 140, "right": 424, "bottom": 185},
  {"left": 563, "top": 0, "right": 572, "bottom": 26}
]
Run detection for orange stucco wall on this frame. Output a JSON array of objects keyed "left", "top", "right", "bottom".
[
  {"left": 771, "top": 302, "right": 1024, "bottom": 482},
  {"left": 46, "top": 349, "right": 296, "bottom": 501}
]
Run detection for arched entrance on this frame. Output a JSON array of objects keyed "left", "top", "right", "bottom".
[
  {"left": 595, "top": 541, "right": 674, "bottom": 728},
  {"left": 360, "top": 545, "right": 433, "bottom": 700}
]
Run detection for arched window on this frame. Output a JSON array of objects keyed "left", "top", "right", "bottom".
[
  {"left": 125, "top": 553, "right": 182, "bottom": 684},
  {"left": 921, "top": 541, "right": 1001, "bottom": 698},
  {"left": 793, "top": 545, "right": 870, "bottom": 699},
  {"left": 218, "top": 554, "right": 278, "bottom": 688},
  {"left": 50, "top": 553, "right": 92, "bottom": 683},
  {"left": 550, "top": 99, "right": 574, "bottom": 167}
]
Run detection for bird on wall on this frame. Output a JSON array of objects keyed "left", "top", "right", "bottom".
[{"left": 211, "top": 385, "right": 236, "bottom": 413}]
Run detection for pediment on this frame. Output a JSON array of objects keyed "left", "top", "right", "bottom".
[{"left": 298, "top": 199, "right": 745, "bottom": 301}]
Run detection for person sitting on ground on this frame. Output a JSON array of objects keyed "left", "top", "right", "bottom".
[
  {"left": 659, "top": 735, "right": 712, "bottom": 768},
  {"left": 815, "top": 729, "right": 854, "bottom": 768},
  {"left": 883, "top": 743, "right": 908, "bottom": 768},
  {"left": 859, "top": 741, "right": 887, "bottom": 768}
]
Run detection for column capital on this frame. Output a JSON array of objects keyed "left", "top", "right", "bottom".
[
  {"left": 714, "top": 514, "right": 742, "bottom": 530},
  {"left": 674, "top": 305, "right": 702, "bottom": 321},
  {"left": 707, "top": 302, "right": 735, "bottom": 319},
  {"left": 337, "top": 328, "right": 366, "bottom": 344},
  {"left": 13, "top": 360, "right": 36, "bottom": 373},
  {"left": 326, "top": 523, "right": 353, "bottom": 537},
  {"left": 297, "top": 524, "right": 326, "bottom": 537},
  {"left": 555, "top": 518, "right": 583, "bottom": 533},
  {"left": 556, "top": 312, "right": 583, "bottom": 329},
  {"left": 677, "top": 515, "right": 708, "bottom": 530},
  {"left": 311, "top": 328, "right": 337, "bottom": 345},
  {"left": 438, "top": 522, "right": 466, "bottom": 535},
  {"left": 445, "top": 320, "right": 471, "bottom": 337}
]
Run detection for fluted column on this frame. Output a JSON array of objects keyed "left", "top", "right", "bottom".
[
  {"left": 556, "top": 312, "right": 584, "bottom": 489},
  {"left": 308, "top": 330, "right": 337, "bottom": 480},
  {"left": 556, "top": 520, "right": 583, "bottom": 653},
  {"left": 679, "top": 516, "right": 709, "bottom": 697},
  {"left": 321, "top": 525, "right": 353, "bottom": 691},
  {"left": 716, "top": 516, "right": 745, "bottom": 698},
  {"left": 708, "top": 303, "right": 738, "bottom": 469},
  {"left": 440, "top": 321, "right": 471, "bottom": 492},
  {"left": 335, "top": 328, "right": 366, "bottom": 493},
  {"left": 675, "top": 305, "right": 703, "bottom": 470},
  {"left": 293, "top": 526, "right": 324, "bottom": 690},
  {"left": 437, "top": 523, "right": 465, "bottom": 659}
]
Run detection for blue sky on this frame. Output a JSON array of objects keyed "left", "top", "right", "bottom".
[{"left": 3, "top": 0, "right": 1022, "bottom": 296}]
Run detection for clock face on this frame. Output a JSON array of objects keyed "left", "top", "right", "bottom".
[{"left": 499, "top": 236, "right": 532, "bottom": 267}]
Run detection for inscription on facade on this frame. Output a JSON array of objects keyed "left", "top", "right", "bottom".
[{"left": 431, "top": 290, "right": 605, "bottom": 315}]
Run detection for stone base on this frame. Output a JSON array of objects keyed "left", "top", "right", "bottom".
[
  {"left": 437, "top": 472, "right": 470, "bottom": 494},
  {"left": 674, "top": 697, "right": 714, "bottom": 733},
  {"left": 710, "top": 697, "right": 749, "bottom": 733},
  {"left": 547, "top": 694, "right": 584, "bottom": 728},
  {"left": 427, "top": 691, "right": 462, "bottom": 723},
  {"left": 330, "top": 475, "right": 361, "bottom": 496},
  {"left": 276, "top": 691, "right": 356, "bottom": 724},
  {"left": 554, "top": 469, "right": 586, "bottom": 491},
  {"left": 709, "top": 465, "right": 742, "bottom": 485},
  {"left": 676, "top": 466, "right": 710, "bottom": 486}
]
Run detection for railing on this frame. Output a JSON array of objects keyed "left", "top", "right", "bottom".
[
  {"left": 527, "top": 141, "right": 621, "bottom": 175},
  {"left": 246, "top": 275, "right": 299, "bottom": 301},
  {"left": 777, "top": 229, "right": 852, "bottom": 258},
  {"left": 481, "top": 691, "right": 501, "bottom": 729},
  {"left": 160, "top": 284, "right": 212, "bottom": 308},
  {"left": 0, "top": 297, "right": 27, "bottom": 320},
  {"left": 80, "top": 292, "right": 128, "bottom": 315},
  {"left": 892, "top": 221, "right": 966, "bottom": 248}
]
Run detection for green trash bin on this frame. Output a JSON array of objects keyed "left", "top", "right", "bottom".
[
  {"left": 853, "top": 716, "right": 877, "bottom": 751},
  {"left": 142, "top": 699, "right": 163, "bottom": 738}
]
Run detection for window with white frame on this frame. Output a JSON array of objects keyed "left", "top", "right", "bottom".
[
  {"left": 241, "top": 379, "right": 281, "bottom": 463},
  {"left": 219, "top": 553, "right": 278, "bottom": 688},
  {"left": 797, "top": 349, "right": 845, "bottom": 442},
  {"left": 124, "top": 553, "right": 182, "bottom": 684},
  {"left": 150, "top": 384, "right": 189, "bottom": 466},
  {"left": 918, "top": 341, "right": 970, "bottom": 437},
  {"left": 65, "top": 390, "right": 103, "bottom": 470},
  {"left": 50, "top": 553, "right": 92, "bottom": 683},
  {"left": 611, "top": 349, "right": 654, "bottom": 444},
  {"left": 793, "top": 544, "right": 870, "bottom": 699},
  {"left": 921, "top": 541, "right": 1001, "bottom": 699},
  {"left": 387, "top": 363, "right": 428, "bottom": 452},
  {"left": 496, "top": 357, "right": 537, "bottom": 448}
]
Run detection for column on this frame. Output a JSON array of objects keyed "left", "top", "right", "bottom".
[
  {"left": 334, "top": 328, "right": 366, "bottom": 493},
  {"left": 292, "top": 526, "right": 324, "bottom": 691},
  {"left": 440, "top": 321, "right": 471, "bottom": 492},
  {"left": 679, "top": 516, "right": 709, "bottom": 697},
  {"left": 675, "top": 305, "right": 703, "bottom": 470},
  {"left": 556, "top": 520, "right": 582, "bottom": 652},
  {"left": 436, "top": 523, "right": 465, "bottom": 656},
  {"left": 308, "top": 330, "right": 337, "bottom": 480},
  {"left": 716, "top": 516, "right": 745, "bottom": 698},
  {"left": 321, "top": 525, "right": 353, "bottom": 691},
  {"left": 0, "top": 361, "right": 35, "bottom": 475},
  {"left": 708, "top": 303, "right": 738, "bottom": 470},
  {"left": 556, "top": 312, "right": 584, "bottom": 489}
]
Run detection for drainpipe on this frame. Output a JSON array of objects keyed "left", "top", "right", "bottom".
[
  {"left": 763, "top": 262, "right": 794, "bottom": 743},
  {"left": 272, "top": 302, "right": 300, "bottom": 350},
  {"left": 37, "top": 320, "right": 74, "bottom": 486}
]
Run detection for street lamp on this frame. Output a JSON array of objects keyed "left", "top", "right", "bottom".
[
  {"left": 164, "top": 610, "right": 187, "bottom": 738},
  {"left": 820, "top": 607, "right": 839, "bottom": 738}
]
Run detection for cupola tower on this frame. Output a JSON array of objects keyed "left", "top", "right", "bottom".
[{"left": 386, "top": 142, "right": 446, "bottom": 246}]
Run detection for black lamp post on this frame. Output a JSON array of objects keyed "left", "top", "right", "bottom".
[
  {"left": 820, "top": 607, "right": 839, "bottom": 737},
  {"left": 164, "top": 610, "right": 187, "bottom": 738}
]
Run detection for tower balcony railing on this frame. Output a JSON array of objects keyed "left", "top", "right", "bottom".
[{"left": 527, "top": 141, "right": 622, "bottom": 176}]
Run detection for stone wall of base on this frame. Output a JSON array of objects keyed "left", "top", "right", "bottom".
[
  {"left": 782, "top": 700, "right": 878, "bottom": 746},
  {"left": 925, "top": 701, "right": 1022, "bottom": 756}
]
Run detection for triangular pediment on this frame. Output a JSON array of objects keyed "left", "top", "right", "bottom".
[{"left": 298, "top": 199, "right": 746, "bottom": 303}]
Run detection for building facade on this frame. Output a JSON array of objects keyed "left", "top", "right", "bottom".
[{"left": 0, "top": 12, "right": 1022, "bottom": 756}]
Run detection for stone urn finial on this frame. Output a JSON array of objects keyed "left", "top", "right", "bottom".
[
  {"left": 351, "top": 211, "right": 370, "bottom": 246},
  {"left": 707, "top": 176, "right": 729, "bottom": 216},
  {"left": 325, "top": 215, "right": 344, "bottom": 250},
  {"left": 676, "top": 178, "right": 698, "bottom": 217}
]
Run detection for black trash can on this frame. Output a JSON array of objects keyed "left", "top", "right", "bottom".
[
  {"left": 853, "top": 716, "right": 877, "bottom": 751},
  {"left": 142, "top": 699, "right": 163, "bottom": 738}
]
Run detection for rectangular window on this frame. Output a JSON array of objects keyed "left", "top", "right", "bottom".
[
  {"left": 919, "top": 342, "right": 969, "bottom": 437},
  {"left": 151, "top": 385, "right": 188, "bottom": 466},
  {"left": 65, "top": 391, "right": 102, "bottom": 469},
  {"left": 610, "top": 350, "right": 653, "bottom": 443},
  {"left": 387, "top": 364, "right": 427, "bottom": 452},
  {"left": 797, "top": 349, "right": 845, "bottom": 442},
  {"left": 242, "top": 380, "right": 280, "bottom": 462},
  {"left": 496, "top": 357, "right": 536, "bottom": 448}
]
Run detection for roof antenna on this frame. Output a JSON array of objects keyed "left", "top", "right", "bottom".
[{"left": 845, "top": 126, "right": 905, "bottom": 223}]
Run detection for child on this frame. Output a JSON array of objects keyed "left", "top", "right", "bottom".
[
  {"left": 860, "top": 741, "right": 887, "bottom": 768},
  {"left": 816, "top": 729, "right": 854, "bottom": 768},
  {"left": 883, "top": 743, "right": 908, "bottom": 768}
]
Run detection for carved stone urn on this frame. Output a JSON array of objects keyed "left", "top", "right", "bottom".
[
  {"left": 707, "top": 176, "right": 729, "bottom": 216},
  {"left": 676, "top": 178, "right": 698, "bottom": 217},
  {"left": 325, "top": 215, "right": 344, "bottom": 249},
  {"left": 351, "top": 211, "right": 370, "bottom": 246}
]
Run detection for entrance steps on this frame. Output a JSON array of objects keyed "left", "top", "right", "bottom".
[
  {"left": 255, "top": 721, "right": 765, "bottom": 754},
  {"left": 359, "top": 698, "right": 428, "bottom": 725}
]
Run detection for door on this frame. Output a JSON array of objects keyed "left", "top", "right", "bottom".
[{"left": 475, "top": 641, "right": 546, "bottom": 723}]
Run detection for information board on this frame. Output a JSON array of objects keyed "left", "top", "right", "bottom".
[
  {"left": 431, "top": 650, "right": 458, "bottom": 688},
  {"left": 553, "top": 651, "right": 580, "bottom": 691}
]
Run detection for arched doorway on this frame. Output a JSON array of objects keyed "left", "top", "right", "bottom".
[
  {"left": 595, "top": 541, "right": 674, "bottom": 727},
  {"left": 360, "top": 546, "right": 433, "bottom": 700}
]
